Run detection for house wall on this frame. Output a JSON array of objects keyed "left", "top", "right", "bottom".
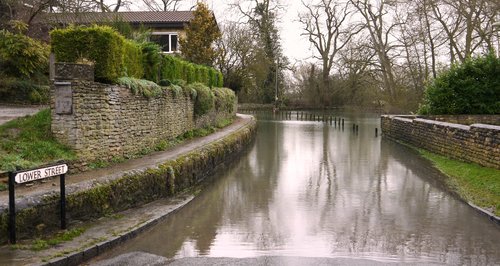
[{"left": 381, "top": 115, "right": 500, "bottom": 169}]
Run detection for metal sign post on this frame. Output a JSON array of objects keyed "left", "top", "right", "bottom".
[
  {"left": 7, "top": 163, "right": 68, "bottom": 244},
  {"left": 8, "top": 172, "right": 16, "bottom": 244}
]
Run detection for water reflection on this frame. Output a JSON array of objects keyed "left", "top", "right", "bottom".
[{"left": 101, "top": 111, "right": 500, "bottom": 264}]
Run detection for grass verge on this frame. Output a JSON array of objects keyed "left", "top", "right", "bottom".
[
  {"left": 418, "top": 149, "right": 500, "bottom": 216},
  {"left": 11, "top": 227, "right": 86, "bottom": 251},
  {"left": 0, "top": 109, "right": 76, "bottom": 172}
]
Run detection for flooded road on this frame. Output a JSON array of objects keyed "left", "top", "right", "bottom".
[{"left": 99, "top": 111, "right": 500, "bottom": 264}]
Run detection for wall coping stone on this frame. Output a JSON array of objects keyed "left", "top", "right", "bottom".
[
  {"left": 55, "top": 62, "right": 94, "bottom": 81},
  {"left": 471, "top": 123, "right": 500, "bottom": 130},
  {"left": 393, "top": 117, "right": 413, "bottom": 123},
  {"left": 414, "top": 118, "right": 471, "bottom": 131}
]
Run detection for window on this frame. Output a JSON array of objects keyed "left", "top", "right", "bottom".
[{"left": 150, "top": 32, "right": 179, "bottom": 53}]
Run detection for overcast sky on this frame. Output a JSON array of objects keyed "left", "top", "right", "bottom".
[{"left": 134, "top": 0, "right": 315, "bottom": 64}]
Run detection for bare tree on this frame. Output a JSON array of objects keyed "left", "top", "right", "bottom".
[
  {"left": 350, "top": 0, "right": 401, "bottom": 105},
  {"left": 299, "top": 0, "right": 361, "bottom": 106},
  {"left": 429, "top": 0, "right": 496, "bottom": 63},
  {"left": 142, "top": 0, "right": 184, "bottom": 11}
]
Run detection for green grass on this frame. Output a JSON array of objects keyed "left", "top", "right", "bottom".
[
  {"left": 0, "top": 109, "right": 76, "bottom": 172},
  {"left": 216, "top": 118, "right": 233, "bottom": 129},
  {"left": 418, "top": 149, "right": 500, "bottom": 216},
  {"left": 12, "top": 227, "right": 86, "bottom": 251}
]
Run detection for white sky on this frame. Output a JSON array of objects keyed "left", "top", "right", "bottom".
[{"left": 133, "top": 0, "right": 315, "bottom": 64}]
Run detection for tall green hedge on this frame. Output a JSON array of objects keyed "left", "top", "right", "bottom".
[
  {"left": 51, "top": 25, "right": 133, "bottom": 83},
  {"left": 161, "top": 55, "right": 223, "bottom": 87},
  {"left": 419, "top": 53, "right": 500, "bottom": 115},
  {"left": 50, "top": 25, "right": 224, "bottom": 87},
  {"left": 123, "top": 40, "right": 144, "bottom": 78},
  {"left": 141, "top": 42, "right": 162, "bottom": 83}
]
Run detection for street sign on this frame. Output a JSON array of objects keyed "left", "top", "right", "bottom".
[
  {"left": 14, "top": 164, "right": 68, "bottom": 184},
  {"left": 8, "top": 163, "right": 68, "bottom": 244}
]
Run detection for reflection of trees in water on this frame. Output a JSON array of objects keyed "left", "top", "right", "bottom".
[{"left": 103, "top": 114, "right": 500, "bottom": 264}]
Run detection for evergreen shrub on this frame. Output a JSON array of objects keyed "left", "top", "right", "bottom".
[
  {"left": 123, "top": 40, "right": 144, "bottom": 78},
  {"left": 419, "top": 53, "right": 500, "bottom": 115},
  {"left": 187, "top": 83, "right": 214, "bottom": 116},
  {"left": 140, "top": 42, "right": 162, "bottom": 83},
  {"left": 0, "top": 30, "right": 49, "bottom": 78},
  {"left": 51, "top": 26, "right": 225, "bottom": 90},
  {"left": 213, "top": 87, "right": 236, "bottom": 113},
  {"left": 51, "top": 25, "right": 128, "bottom": 83},
  {"left": 0, "top": 79, "right": 50, "bottom": 104},
  {"left": 161, "top": 55, "right": 223, "bottom": 87},
  {"left": 117, "top": 77, "right": 163, "bottom": 98}
]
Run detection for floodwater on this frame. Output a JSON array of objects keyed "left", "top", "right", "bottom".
[{"left": 99, "top": 111, "right": 500, "bottom": 264}]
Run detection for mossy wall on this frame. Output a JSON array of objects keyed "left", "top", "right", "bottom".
[
  {"left": 51, "top": 64, "right": 236, "bottom": 171},
  {"left": 0, "top": 118, "right": 256, "bottom": 243}
]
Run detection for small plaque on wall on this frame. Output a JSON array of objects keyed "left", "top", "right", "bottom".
[{"left": 55, "top": 82, "right": 73, "bottom": 115}]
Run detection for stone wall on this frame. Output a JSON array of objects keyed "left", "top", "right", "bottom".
[
  {"left": 0, "top": 117, "right": 256, "bottom": 243},
  {"left": 51, "top": 63, "right": 236, "bottom": 168},
  {"left": 381, "top": 115, "right": 500, "bottom": 169},
  {"left": 418, "top": 115, "right": 499, "bottom": 126}
]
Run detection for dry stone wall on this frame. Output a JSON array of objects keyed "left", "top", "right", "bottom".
[
  {"left": 381, "top": 115, "right": 500, "bottom": 169},
  {"left": 51, "top": 63, "right": 236, "bottom": 168}
]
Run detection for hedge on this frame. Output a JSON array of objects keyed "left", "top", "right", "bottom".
[
  {"left": 123, "top": 40, "right": 144, "bottom": 78},
  {"left": 51, "top": 25, "right": 132, "bottom": 83},
  {"left": 419, "top": 53, "right": 500, "bottom": 115},
  {"left": 51, "top": 25, "right": 224, "bottom": 87},
  {"left": 141, "top": 42, "right": 162, "bottom": 83},
  {"left": 161, "top": 55, "right": 223, "bottom": 87},
  {"left": 213, "top": 87, "right": 236, "bottom": 113},
  {"left": 187, "top": 83, "right": 215, "bottom": 116}
]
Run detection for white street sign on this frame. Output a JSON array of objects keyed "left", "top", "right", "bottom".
[{"left": 14, "top": 164, "right": 68, "bottom": 184}]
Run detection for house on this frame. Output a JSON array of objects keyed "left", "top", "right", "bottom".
[{"left": 45, "top": 11, "right": 197, "bottom": 53}]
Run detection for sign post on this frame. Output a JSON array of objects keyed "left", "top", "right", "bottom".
[
  {"left": 8, "top": 172, "right": 16, "bottom": 244},
  {"left": 8, "top": 163, "right": 68, "bottom": 244}
]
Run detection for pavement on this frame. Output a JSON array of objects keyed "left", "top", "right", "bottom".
[
  {"left": 0, "top": 105, "right": 46, "bottom": 125},
  {"left": 0, "top": 114, "right": 255, "bottom": 266}
]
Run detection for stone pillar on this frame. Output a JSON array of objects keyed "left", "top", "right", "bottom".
[{"left": 51, "top": 63, "right": 94, "bottom": 148}]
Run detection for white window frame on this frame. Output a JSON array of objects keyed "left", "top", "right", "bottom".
[{"left": 150, "top": 32, "right": 179, "bottom": 54}]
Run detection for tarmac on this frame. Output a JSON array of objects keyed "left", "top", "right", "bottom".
[
  {"left": 92, "top": 252, "right": 440, "bottom": 265},
  {"left": 0, "top": 105, "right": 46, "bottom": 125},
  {"left": 0, "top": 113, "right": 255, "bottom": 266}
]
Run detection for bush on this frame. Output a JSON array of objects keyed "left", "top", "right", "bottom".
[
  {"left": 213, "top": 87, "right": 236, "bottom": 113},
  {"left": 0, "top": 79, "right": 50, "bottom": 104},
  {"left": 161, "top": 55, "right": 223, "bottom": 87},
  {"left": 51, "top": 25, "right": 225, "bottom": 89},
  {"left": 187, "top": 83, "right": 214, "bottom": 116},
  {"left": 51, "top": 25, "right": 127, "bottom": 83},
  {"left": 117, "top": 77, "right": 163, "bottom": 98},
  {"left": 140, "top": 42, "right": 162, "bottom": 83},
  {"left": 217, "top": 72, "right": 224, "bottom": 87},
  {"left": 123, "top": 40, "right": 144, "bottom": 78},
  {"left": 0, "top": 30, "right": 49, "bottom": 78},
  {"left": 419, "top": 53, "right": 500, "bottom": 115}
]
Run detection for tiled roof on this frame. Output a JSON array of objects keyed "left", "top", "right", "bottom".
[{"left": 47, "top": 11, "right": 194, "bottom": 24}]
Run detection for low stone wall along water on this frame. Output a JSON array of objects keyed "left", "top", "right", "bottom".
[{"left": 381, "top": 115, "right": 500, "bottom": 169}]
